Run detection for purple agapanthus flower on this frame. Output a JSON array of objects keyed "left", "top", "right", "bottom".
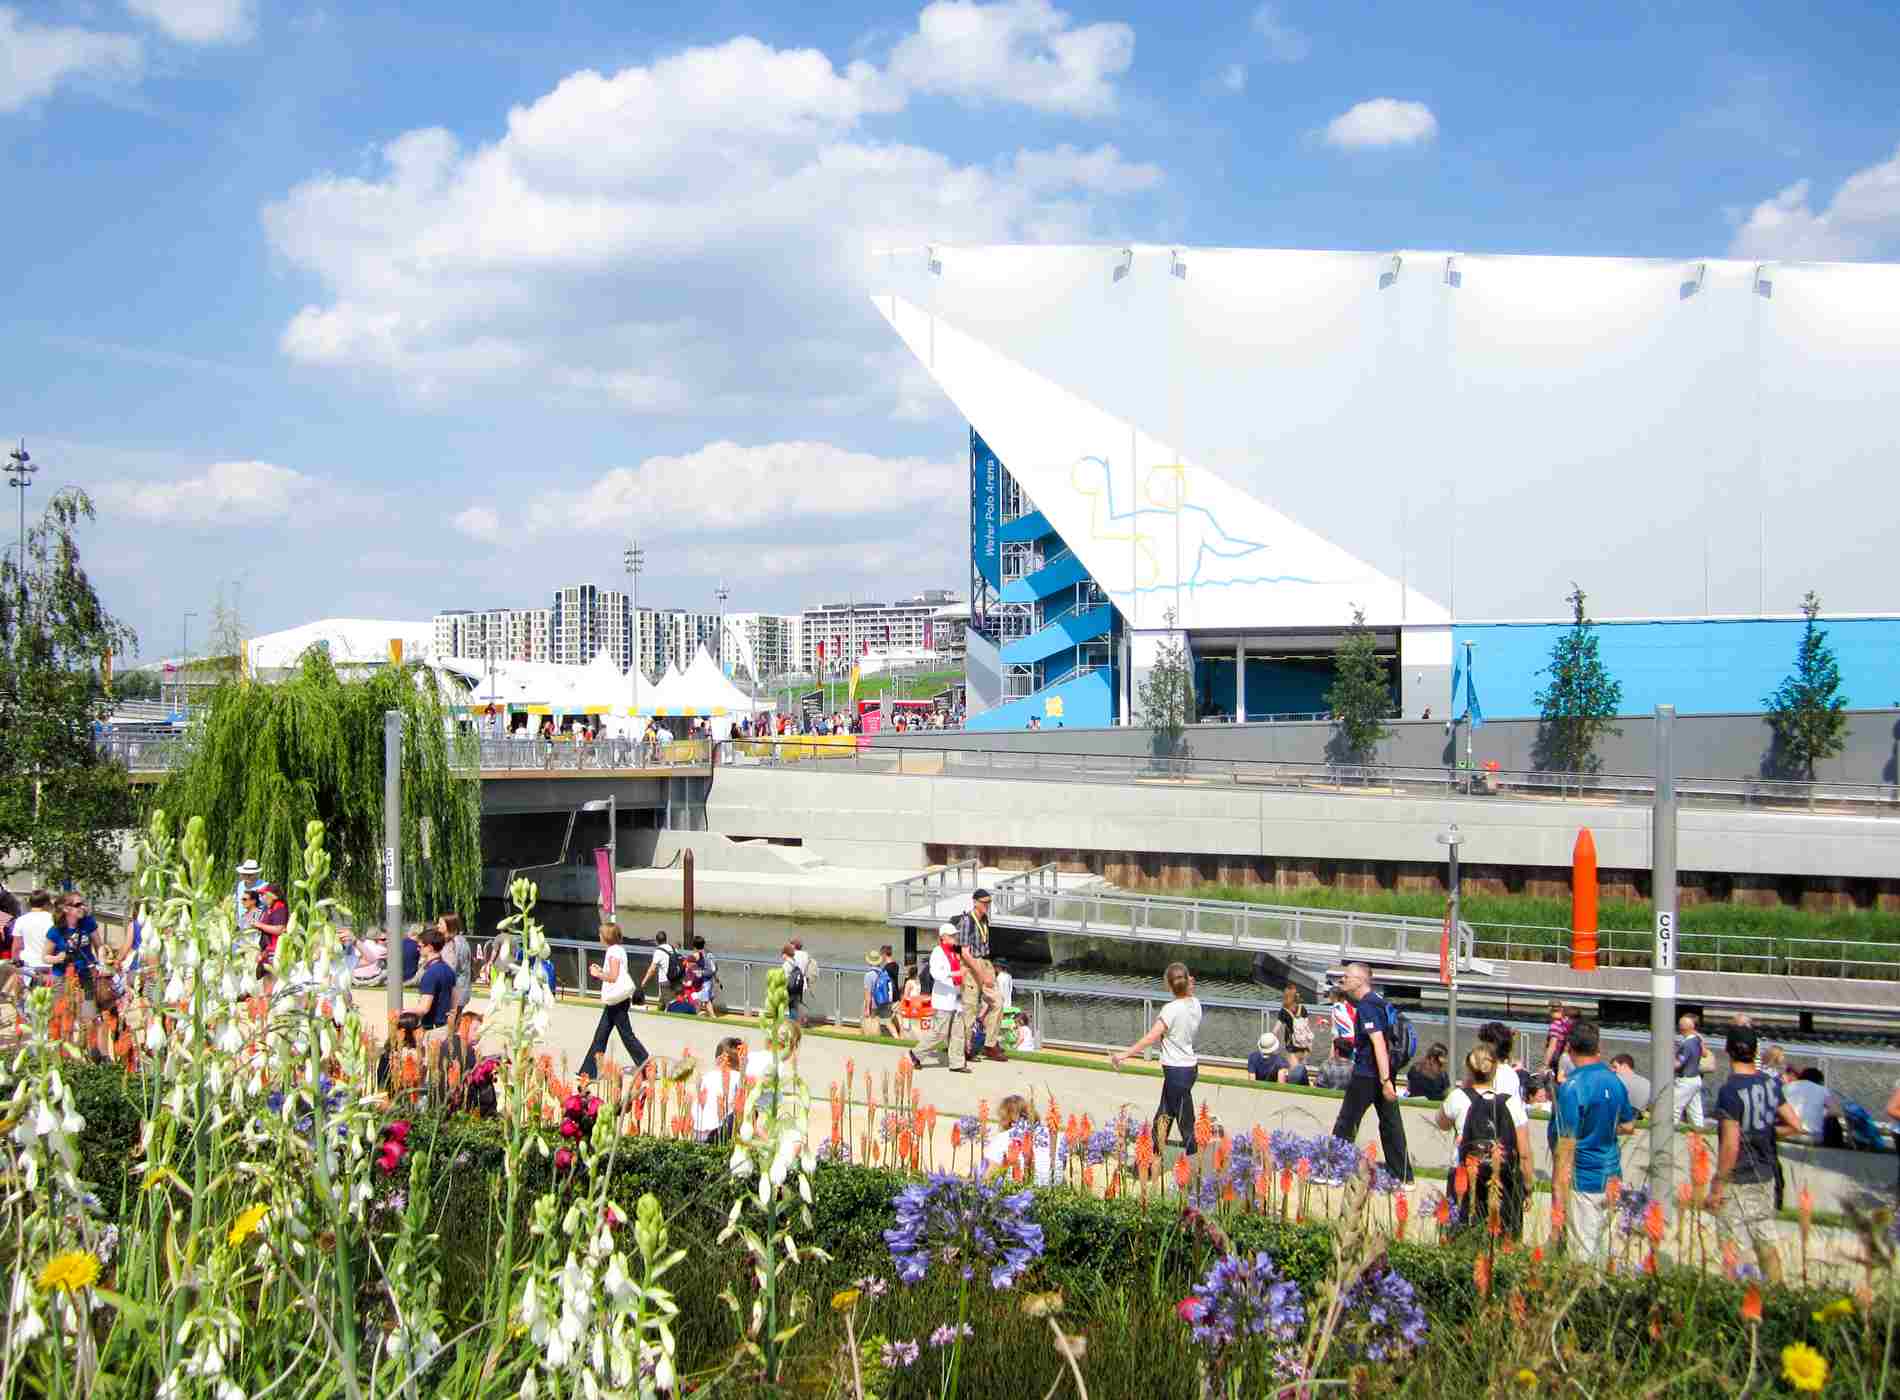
[
  {"left": 881, "top": 1339, "right": 920, "bottom": 1369},
  {"left": 1337, "top": 1262, "right": 1428, "bottom": 1362},
  {"left": 1178, "top": 1250, "right": 1306, "bottom": 1359},
  {"left": 883, "top": 1174, "right": 1046, "bottom": 1291},
  {"left": 929, "top": 1323, "right": 974, "bottom": 1347},
  {"left": 1615, "top": 1185, "right": 1655, "bottom": 1238}
]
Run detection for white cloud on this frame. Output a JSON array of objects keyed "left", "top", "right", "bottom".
[
  {"left": 451, "top": 506, "right": 502, "bottom": 544},
  {"left": 889, "top": 0, "right": 1134, "bottom": 117},
  {"left": 0, "top": 7, "right": 140, "bottom": 113},
  {"left": 1251, "top": 4, "right": 1309, "bottom": 63},
  {"left": 462, "top": 440, "right": 961, "bottom": 540},
  {"left": 1323, "top": 97, "right": 1437, "bottom": 150},
  {"left": 263, "top": 31, "right": 1163, "bottom": 417},
  {"left": 124, "top": 0, "right": 253, "bottom": 45},
  {"left": 97, "top": 460, "right": 317, "bottom": 523},
  {"left": 1729, "top": 145, "right": 1900, "bottom": 261},
  {"left": 1217, "top": 62, "right": 1246, "bottom": 94}
]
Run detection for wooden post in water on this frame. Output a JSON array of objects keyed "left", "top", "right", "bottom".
[{"left": 682, "top": 847, "right": 695, "bottom": 943}]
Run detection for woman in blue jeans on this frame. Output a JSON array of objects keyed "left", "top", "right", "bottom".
[
  {"left": 581, "top": 924, "right": 648, "bottom": 1080},
  {"left": 1110, "top": 962, "right": 1203, "bottom": 1155}
]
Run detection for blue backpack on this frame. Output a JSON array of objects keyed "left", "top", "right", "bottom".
[
  {"left": 873, "top": 967, "right": 895, "bottom": 1005},
  {"left": 1841, "top": 1100, "right": 1887, "bottom": 1151}
]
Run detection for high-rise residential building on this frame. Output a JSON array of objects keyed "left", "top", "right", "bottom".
[
  {"left": 512, "top": 608, "right": 552, "bottom": 663},
  {"left": 550, "top": 585, "right": 601, "bottom": 665},
  {"left": 799, "top": 591, "right": 964, "bottom": 674},
  {"left": 597, "top": 590, "right": 634, "bottom": 673},
  {"left": 661, "top": 610, "right": 721, "bottom": 672},
  {"left": 724, "top": 612, "right": 802, "bottom": 685},
  {"left": 432, "top": 610, "right": 476, "bottom": 659}
]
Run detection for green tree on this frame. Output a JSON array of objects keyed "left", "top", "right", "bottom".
[
  {"left": 1532, "top": 584, "right": 1624, "bottom": 775},
  {"left": 1324, "top": 606, "right": 1393, "bottom": 762},
  {"left": 0, "top": 488, "right": 139, "bottom": 890},
  {"left": 112, "top": 668, "right": 164, "bottom": 701},
  {"left": 155, "top": 648, "right": 482, "bottom": 927},
  {"left": 1137, "top": 607, "right": 1193, "bottom": 764},
  {"left": 1763, "top": 591, "right": 1848, "bottom": 781}
]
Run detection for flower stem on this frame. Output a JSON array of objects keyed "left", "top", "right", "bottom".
[{"left": 945, "top": 1272, "right": 970, "bottom": 1400}]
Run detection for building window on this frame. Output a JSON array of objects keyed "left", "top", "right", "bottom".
[
  {"left": 1003, "top": 664, "right": 1037, "bottom": 699},
  {"left": 1001, "top": 541, "right": 1041, "bottom": 582}
]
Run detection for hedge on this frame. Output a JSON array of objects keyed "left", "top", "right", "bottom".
[{"left": 62, "top": 1061, "right": 1863, "bottom": 1369}]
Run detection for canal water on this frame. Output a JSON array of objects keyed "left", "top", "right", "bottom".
[{"left": 476, "top": 898, "right": 1900, "bottom": 1115}]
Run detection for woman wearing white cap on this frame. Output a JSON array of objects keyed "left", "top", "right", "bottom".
[{"left": 234, "top": 859, "right": 264, "bottom": 932}]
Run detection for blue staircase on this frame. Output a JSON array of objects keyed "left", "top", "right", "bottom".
[
  {"left": 1000, "top": 603, "right": 1113, "bottom": 665},
  {"left": 1000, "top": 548, "right": 1088, "bottom": 603}
]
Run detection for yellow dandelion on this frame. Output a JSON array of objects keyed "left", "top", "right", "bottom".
[
  {"left": 1514, "top": 1369, "right": 1538, "bottom": 1389},
  {"left": 830, "top": 1289, "right": 861, "bottom": 1313},
  {"left": 1811, "top": 1297, "right": 1855, "bottom": 1324},
  {"left": 228, "top": 1204, "right": 268, "bottom": 1248},
  {"left": 36, "top": 1251, "right": 100, "bottom": 1294},
  {"left": 1780, "top": 1343, "right": 1828, "bottom": 1393}
]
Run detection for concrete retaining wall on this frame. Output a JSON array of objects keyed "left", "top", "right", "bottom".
[{"left": 705, "top": 766, "right": 1900, "bottom": 901}]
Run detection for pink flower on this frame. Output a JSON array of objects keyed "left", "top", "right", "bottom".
[
  {"left": 1176, "top": 1296, "right": 1204, "bottom": 1324},
  {"left": 603, "top": 1203, "right": 626, "bottom": 1228},
  {"left": 375, "top": 1144, "right": 403, "bottom": 1175},
  {"left": 559, "top": 1118, "right": 581, "bottom": 1140},
  {"left": 383, "top": 1120, "right": 410, "bottom": 1143},
  {"left": 584, "top": 1096, "right": 601, "bottom": 1119},
  {"left": 563, "top": 1094, "right": 585, "bottom": 1117},
  {"left": 554, "top": 1147, "right": 575, "bottom": 1171}
]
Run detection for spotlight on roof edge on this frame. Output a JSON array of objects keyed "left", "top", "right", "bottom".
[
  {"left": 1378, "top": 254, "right": 1402, "bottom": 290},
  {"left": 1443, "top": 255, "right": 1461, "bottom": 288},
  {"left": 1754, "top": 264, "right": 1774, "bottom": 299},
  {"left": 1112, "top": 247, "right": 1133, "bottom": 283},
  {"left": 1170, "top": 249, "right": 1187, "bottom": 280},
  {"left": 1679, "top": 262, "right": 1706, "bottom": 300},
  {"left": 926, "top": 245, "right": 942, "bottom": 276}
]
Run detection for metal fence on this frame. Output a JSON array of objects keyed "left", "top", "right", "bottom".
[
  {"left": 94, "top": 732, "right": 712, "bottom": 775},
  {"left": 714, "top": 739, "right": 1900, "bottom": 816}
]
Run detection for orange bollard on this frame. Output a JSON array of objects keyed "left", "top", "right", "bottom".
[{"left": 1571, "top": 827, "right": 1599, "bottom": 970}]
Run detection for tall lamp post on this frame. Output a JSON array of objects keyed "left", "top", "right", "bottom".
[
  {"left": 714, "top": 580, "right": 730, "bottom": 672},
  {"left": 1436, "top": 824, "right": 1464, "bottom": 1066},
  {"left": 623, "top": 539, "right": 644, "bottom": 682},
  {"left": 7, "top": 440, "right": 36, "bottom": 656},
  {"left": 180, "top": 611, "right": 198, "bottom": 720}
]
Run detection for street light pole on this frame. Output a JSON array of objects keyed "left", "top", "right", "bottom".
[
  {"left": 623, "top": 539, "right": 644, "bottom": 681},
  {"left": 181, "top": 611, "right": 197, "bottom": 719},
  {"left": 714, "top": 580, "right": 730, "bottom": 673},
  {"left": 1437, "top": 824, "right": 1464, "bottom": 1066},
  {"left": 7, "top": 440, "right": 36, "bottom": 658},
  {"left": 1650, "top": 705, "right": 1679, "bottom": 1196}
]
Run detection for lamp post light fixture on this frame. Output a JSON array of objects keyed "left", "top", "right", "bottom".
[
  {"left": 581, "top": 796, "right": 617, "bottom": 919},
  {"left": 1436, "top": 823, "right": 1464, "bottom": 1065},
  {"left": 714, "top": 579, "right": 730, "bottom": 672},
  {"left": 7, "top": 440, "right": 37, "bottom": 655},
  {"left": 180, "top": 611, "right": 198, "bottom": 720}
]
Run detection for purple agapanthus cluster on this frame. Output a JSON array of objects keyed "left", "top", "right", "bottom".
[
  {"left": 1263, "top": 1132, "right": 1361, "bottom": 1187},
  {"left": 1615, "top": 1184, "right": 1655, "bottom": 1238},
  {"left": 1177, "top": 1250, "right": 1306, "bottom": 1358},
  {"left": 884, "top": 1173, "right": 1046, "bottom": 1290},
  {"left": 1336, "top": 1263, "right": 1429, "bottom": 1363},
  {"left": 817, "top": 1136, "right": 853, "bottom": 1163}
]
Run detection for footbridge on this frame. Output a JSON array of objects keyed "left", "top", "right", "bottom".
[{"left": 885, "top": 860, "right": 1488, "bottom": 993}]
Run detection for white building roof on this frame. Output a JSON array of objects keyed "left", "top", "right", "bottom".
[{"left": 245, "top": 618, "right": 434, "bottom": 672}]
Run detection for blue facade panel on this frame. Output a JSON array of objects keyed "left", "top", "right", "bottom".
[
  {"left": 999, "top": 550, "right": 1088, "bottom": 602},
  {"left": 967, "top": 668, "right": 1115, "bottom": 731},
  {"left": 1000, "top": 604, "right": 1113, "bottom": 665},
  {"left": 1451, "top": 616, "right": 1900, "bottom": 719}
]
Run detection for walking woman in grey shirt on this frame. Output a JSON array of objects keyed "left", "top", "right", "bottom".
[{"left": 437, "top": 912, "right": 473, "bottom": 1014}]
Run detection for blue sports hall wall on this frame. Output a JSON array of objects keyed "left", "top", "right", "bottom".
[{"left": 1449, "top": 616, "right": 1900, "bottom": 719}]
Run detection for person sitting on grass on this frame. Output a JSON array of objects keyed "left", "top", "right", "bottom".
[
  {"left": 1248, "top": 1031, "right": 1291, "bottom": 1084},
  {"left": 983, "top": 1094, "right": 1055, "bottom": 1185},
  {"left": 1406, "top": 1043, "right": 1451, "bottom": 1101}
]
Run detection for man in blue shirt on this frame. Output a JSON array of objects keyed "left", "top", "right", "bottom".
[
  {"left": 416, "top": 932, "right": 457, "bottom": 1032},
  {"left": 1550, "top": 1020, "right": 1636, "bottom": 1263},
  {"left": 1328, "top": 963, "right": 1413, "bottom": 1181}
]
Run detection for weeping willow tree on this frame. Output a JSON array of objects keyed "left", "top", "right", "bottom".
[{"left": 155, "top": 648, "right": 481, "bottom": 928}]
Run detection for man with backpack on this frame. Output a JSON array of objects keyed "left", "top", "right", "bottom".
[
  {"left": 1549, "top": 1020, "right": 1636, "bottom": 1263},
  {"left": 640, "top": 931, "right": 676, "bottom": 1003},
  {"left": 863, "top": 945, "right": 900, "bottom": 1037},
  {"left": 1328, "top": 963, "right": 1414, "bottom": 1182}
]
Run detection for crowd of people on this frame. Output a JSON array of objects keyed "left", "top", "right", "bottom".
[{"left": 13, "top": 859, "right": 1900, "bottom": 1281}]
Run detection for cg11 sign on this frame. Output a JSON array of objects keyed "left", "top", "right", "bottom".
[{"left": 1655, "top": 910, "right": 1676, "bottom": 971}]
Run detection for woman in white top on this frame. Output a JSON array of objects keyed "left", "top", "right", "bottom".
[
  {"left": 1109, "top": 962, "right": 1202, "bottom": 1155},
  {"left": 1433, "top": 1045, "right": 1532, "bottom": 1238},
  {"left": 580, "top": 923, "right": 648, "bottom": 1079}
]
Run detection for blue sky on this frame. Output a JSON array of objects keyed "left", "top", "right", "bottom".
[{"left": 3, "top": 0, "right": 1898, "bottom": 659}]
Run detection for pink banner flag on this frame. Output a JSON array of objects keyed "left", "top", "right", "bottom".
[{"left": 594, "top": 846, "right": 614, "bottom": 917}]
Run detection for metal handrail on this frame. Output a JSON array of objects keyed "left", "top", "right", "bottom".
[{"left": 95, "top": 732, "right": 712, "bottom": 776}]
